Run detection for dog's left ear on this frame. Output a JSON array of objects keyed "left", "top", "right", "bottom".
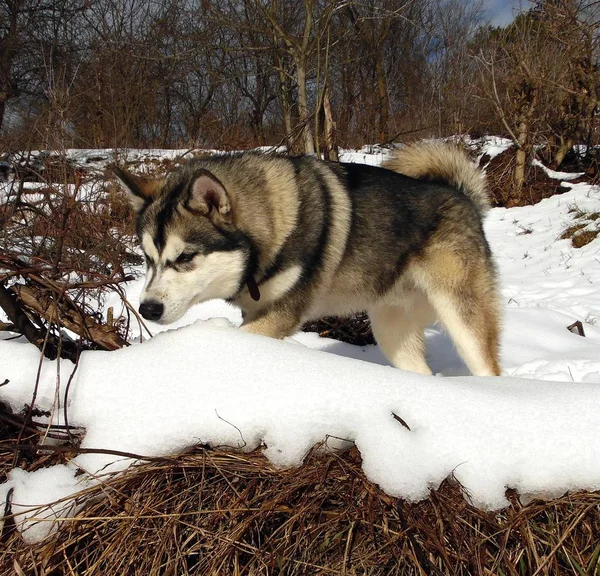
[
  {"left": 187, "top": 170, "right": 233, "bottom": 225},
  {"left": 110, "top": 165, "right": 164, "bottom": 213}
]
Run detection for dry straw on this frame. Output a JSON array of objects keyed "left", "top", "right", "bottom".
[{"left": 1, "top": 442, "right": 600, "bottom": 576}]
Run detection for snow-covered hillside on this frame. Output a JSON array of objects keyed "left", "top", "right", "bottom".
[{"left": 1, "top": 140, "right": 599, "bottom": 543}]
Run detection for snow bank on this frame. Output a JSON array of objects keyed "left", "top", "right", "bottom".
[
  {"left": 1, "top": 145, "right": 600, "bottom": 543},
  {"left": 2, "top": 319, "right": 600, "bottom": 543}
]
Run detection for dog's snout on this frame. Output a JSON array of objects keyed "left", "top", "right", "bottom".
[{"left": 139, "top": 301, "right": 164, "bottom": 321}]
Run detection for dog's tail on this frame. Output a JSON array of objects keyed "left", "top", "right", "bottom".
[{"left": 382, "top": 143, "right": 490, "bottom": 215}]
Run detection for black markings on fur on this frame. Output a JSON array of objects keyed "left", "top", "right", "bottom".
[
  {"left": 145, "top": 260, "right": 157, "bottom": 290},
  {"left": 343, "top": 162, "right": 366, "bottom": 190},
  {"left": 153, "top": 181, "right": 187, "bottom": 251},
  {"left": 259, "top": 158, "right": 330, "bottom": 293},
  {"left": 332, "top": 162, "right": 457, "bottom": 295},
  {"left": 300, "top": 166, "right": 331, "bottom": 284},
  {"left": 241, "top": 234, "right": 259, "bottom": 285}
]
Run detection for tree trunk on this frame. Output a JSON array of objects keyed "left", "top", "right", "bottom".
[
  {"left": 276, "top": 64, "right": 294, "bottom": 151},
  {"left": 0, "top": 0, "right": 18, "bottom": 134},
  {"left": 296, "top": 59, "right": 315, "bottom": 154},
  {"left": 513, "top": 89, "right": 537, "bottom": 202},
  {"left": 514, "top": 117, "right": 529, "bottom": 200},
  {"left": 0, "top": 94, "right": 7, "bottom": 134},
  {"left": 514, "top": 146, "right": 526, "bottom": 196},
  {"left": 375, "top": 51, "right": 389, "bottom": 142},
  {"left": 322, "top": 87, "right": 338, "bottom": 162},
  {"left": 553, "top": 137, "right": 573, "bottom": 169}
]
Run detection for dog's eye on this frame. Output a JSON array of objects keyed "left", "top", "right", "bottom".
[{"left": 175, "top": 252, "right": 197, "bottom": 264}]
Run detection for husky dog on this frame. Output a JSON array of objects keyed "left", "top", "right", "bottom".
[{"left": 112, "top": 144, "right": 501, "bottom": 376}]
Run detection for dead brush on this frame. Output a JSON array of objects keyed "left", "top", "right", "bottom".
[
  {"left": 483, "top": 148, "right": 569, "bottom": 207},
  {"left": 1, "top": 445, "right": 600, "bottom": 575},
  {"left": 303, "top": 313, "right": 375, "bottom": 346},
  {"left": 1, "top": 168, "right": 141, "bottom": 276},
  {"left": 0, "top": 155, "right": 143, "bottom": 359}
]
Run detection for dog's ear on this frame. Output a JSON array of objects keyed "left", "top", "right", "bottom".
[
  {"left": 109, "top": 165, "right": 164, "bottom": 212},
  {"left": 187, "top": 170, "right": 232, "bottom": 224}
]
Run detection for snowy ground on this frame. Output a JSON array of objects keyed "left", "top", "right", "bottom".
[{"left": 1, "top": 139, "right": 600, "bottom": 543}]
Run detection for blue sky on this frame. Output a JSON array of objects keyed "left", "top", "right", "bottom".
[{"left": 482, "top": 0, "right": 533, "bottom": 27}]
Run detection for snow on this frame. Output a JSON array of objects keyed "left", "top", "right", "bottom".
[
  {"left": 487, "top": 183, "right": 600, "bottom": 324},
  {"left": 339, "top": 145, "right": 392, "bottom": 166},
  {"left": 532, "top": 158, "right": 585, "bottom": 180},
  {"left": 7, "top": 466, "right": 83, "bottom": 543},
  {"left": 2, "top": 320, "right": 600, "bottom": 543},
  {"left": 467, "top": 135, "right": 513, "bottom": 163},
  {"left": 1, "top": 143, "right": 600, "bottom": 543}
]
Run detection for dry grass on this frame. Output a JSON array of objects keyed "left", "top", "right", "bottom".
[
  {"left": 560, "top": 208, "right": 600, "bottom": 248},
  {"left": 303, "top": 313, "right": 375, "bottom": 346},
  {"left": 2, "top": 444, "right": 600, "bottom": 576},
  {"left": 571, "top": 230, "right": 600, "bottom": 248}
]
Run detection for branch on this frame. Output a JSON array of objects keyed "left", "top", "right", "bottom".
[
  {"left": 12, "top": 284, "right": 128, "bottom": 351},
  {"left": 0, "top": 283, "right": 78, "bottom": 361},
  {"left": 0, "top": 442, "right": 170, "bottom": 463},
  {"left": 0, "top": 284, "right": 46, "bottom": 351},
  {"left": 476, "top": 51, "right": 520, "bottom": 147}
]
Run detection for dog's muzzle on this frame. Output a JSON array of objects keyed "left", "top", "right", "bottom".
[{"left": 139, "top": 301, "right": 164, "bottom": 321}]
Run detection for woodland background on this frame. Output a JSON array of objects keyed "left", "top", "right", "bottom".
[{"left": 1, "top": 0, "right": 600, "bottom": 203}]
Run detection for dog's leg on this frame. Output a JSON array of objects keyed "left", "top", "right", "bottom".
[
  {"left": 368, "top": 293, "right": 436, "bottom": 375},
  {"left": 240, "top": 305, "right": 302, "bottom": 339},
  {"left": 411, "top": 255, "right": 502, "bottom": 377},
  {"left": 426, "top": 293, "right": 501, "bottom": 376}
]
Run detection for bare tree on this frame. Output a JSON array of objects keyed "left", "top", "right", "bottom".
[
  {"left": 0, "top": 0, "right": 21, "bottom": 132},
  {"left": 252, "top": 0, "right": 340, "bottom": 153},
  {"left": 344, "top": 0, "right": 416, "bottom": 142},
  {"left": 476, "top": 9, "right": 558, "bottom": 197},
  {"left": 537, "top": 0, "right": 600, "bottom": 167},
  {"left": 0, "top": 0, "right": 86, "bottom": 137}
]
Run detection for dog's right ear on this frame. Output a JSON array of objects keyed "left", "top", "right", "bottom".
[{"left": 109, "top": 165, "right": 164, "bottom": 212}]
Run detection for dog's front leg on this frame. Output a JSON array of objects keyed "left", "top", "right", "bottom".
[{"left": 240, "top": 305, "right": 302, "bottom": 339}]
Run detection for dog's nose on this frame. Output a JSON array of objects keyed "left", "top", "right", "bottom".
[{"left": 139, "top": 301, "right": 164, "bottom": 321}]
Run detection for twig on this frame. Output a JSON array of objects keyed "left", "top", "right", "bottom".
[
  {"left": 12, "top": 284, "right": 129, "bottom": 351},
  {"left": 0, "top": 282, "right": 81, "bottom": 361},
  {"left": 0, "top": 443, "right": 170, "bottom": 463},
  {"left": 391, "top": 411, "right": 411, "bottom": 431},
  {"left": 63, "top": 342, "right": 82, "bottom": 446},
  {"left": 341, "top": 521, "right": 355, "bottom": 575},
  {"left": 567, "top": 320, "right": 586, "bottom": 337}
]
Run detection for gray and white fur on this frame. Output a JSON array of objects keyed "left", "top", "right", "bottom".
[{"left": 112, "top": 143, "right": 501, "bottom": 376}]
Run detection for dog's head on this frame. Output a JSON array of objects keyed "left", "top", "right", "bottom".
[{"left": 112, "top": 164, "right": 251, "bottom": 324}]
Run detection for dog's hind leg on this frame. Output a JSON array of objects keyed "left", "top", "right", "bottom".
[
  {"left": 368, "top": 291, "right": 436, "bottom": 375},
  {"left": 410, "top": 253, "right": 502, "bottom": 377}
]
